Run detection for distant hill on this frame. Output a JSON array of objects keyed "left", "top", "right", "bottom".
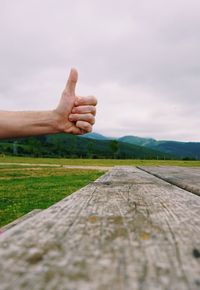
[
  {"left": 0, "top": 134, "right": 173, "bottom": 160},
  {"left": 118, "top": 135, "right": 156, "bottom": 147},
  {"left": 81, "top": 132, "right": 113, "bottom": 141},
  {"left": 1, "top": 131, "right": 199, "bottom": 160},
  {"left": 149, "top": 141, "right": 200, "bottom": 159},
  {"left": 117, "top": 135, "right": 200, "bottom": 159},
  {"left": 81, "top": 133, "right": 200, "bottom": 160}
]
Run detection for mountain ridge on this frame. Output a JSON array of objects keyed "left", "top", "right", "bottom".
[
  {"left": 0, "top": 132, "right": 198, "bottom": 160},
  {"left": 0, "top": 133, "right": 173, "bottom": 159},
  {"left": 82, "top": 133, "right": 200, "bottom": 159}
]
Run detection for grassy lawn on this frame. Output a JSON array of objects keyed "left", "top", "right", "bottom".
[
  {"left": 0, "top": 166, "right": 104, "bottom": 228},
  {"left": 1, "top": 156, "right": 200, "bottom": 228},
  {"left": 0, "top": 155, "right": 200, "bottom": 167}
]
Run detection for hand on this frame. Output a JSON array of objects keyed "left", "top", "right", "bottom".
[{"left": 53, "top": 68, "right": 97, "bottom": 135}]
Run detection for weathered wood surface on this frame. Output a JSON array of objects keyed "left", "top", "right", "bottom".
[
  {"left": 1, "top": 209, "right": 42, "bottom": 233},
  {"left": 139, "top": 166, "right": 200, "bottom": 196},
  {"left": 0, "top": 166, "right": 200, "bottom": 290}
]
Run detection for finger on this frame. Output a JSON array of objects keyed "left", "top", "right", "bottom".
[
  {"left": 76, "top": 121, "right": 92, "bottom": 133},
  {"left": 68, "top": 126, "right": 87, "bottom": 135},
  {"left": 72, "top": 105, "right": 96, "bottom": 115},
  {"left": 66, "top": 68, "right": 78, "bottom": 95},
  {"left": 69, "top": 113, "right": 95, "bottom": 125},
  {"left": 75, "top": 96, "right": 97, "bottom": 106}
]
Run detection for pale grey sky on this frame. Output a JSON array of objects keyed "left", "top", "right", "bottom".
[{"left": 0, "top": 0, "right": 200, "bottom": 141}]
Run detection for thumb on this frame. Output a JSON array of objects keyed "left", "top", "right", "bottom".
[{"left": 66, "top": 68, "right": 78, "bottom": 95}]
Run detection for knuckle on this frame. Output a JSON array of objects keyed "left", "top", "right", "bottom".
[
  {"left": 87, "top": 114, "right": 94, "bottom": 122},
  {"left": 87, "top": 126, "right": 92, "bottom": 132},
  {"left": 84, "top": 123, "right": 92, "bottom": 131},
  {"left": 76, "top": 121, "right": 81, "bottom": 127},
  {"left": 79, "top": 97, "right": 84, "bottom": 104},
  {"left": 76, "top": 96, "right": 81, "bottom": 102},
  {"left": 71, "top": 114, "right": 77, "bottom": 120},
  {"left": 75, "top": 96, "right": 82, "bottom": 106},
  {"left": 73, "top": 107, "right": 79, "bottom": 113},
  {"left": 91, "top": 106, "right": 96, "bottom": 114}
]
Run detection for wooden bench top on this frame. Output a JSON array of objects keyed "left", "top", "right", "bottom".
[
  {"left": 139, "top": 165, "right": 200, "bottom": 196},
  {"left": 0, "top": 166, "right": 200, "bottom": 290}
]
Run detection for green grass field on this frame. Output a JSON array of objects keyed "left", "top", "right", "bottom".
[
  {"left": 0, "top": 166, "right": 104, "bottom": 228},
  {"left": 1, "top": 155, "right": 200, "bottom": 228},
  {"left": 0, "top": 155, "right": 200, "bottom": 166}
]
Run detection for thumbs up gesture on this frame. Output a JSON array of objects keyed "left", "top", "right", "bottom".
[{"left": 54, "top": 68, "right": 97, "bottom": 135}]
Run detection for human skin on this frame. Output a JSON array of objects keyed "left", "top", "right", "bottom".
[{"left": 0, "top": 68, "right": 97, "bottom": 139}]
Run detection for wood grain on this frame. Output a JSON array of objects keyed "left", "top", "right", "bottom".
[
  {"left": 0, "top": 166, "right": 200, "bottom": 290},
  {"left": 1, "top": 209, "right": 42, "bottom": 233},
  {"left": 139, "top": 166, "right": 200, "bottom": 196}
]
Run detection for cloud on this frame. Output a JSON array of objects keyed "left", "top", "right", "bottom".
[{"left": 0, "top": 0, "right": 200, "bottom": 141}]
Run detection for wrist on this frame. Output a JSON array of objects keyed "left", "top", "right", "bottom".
[
  {"left": 51, "top": 109, "right": 69, "bottom": 134},
  {"left": 25, "top": 110, "right": 61, "bottom": 135}
]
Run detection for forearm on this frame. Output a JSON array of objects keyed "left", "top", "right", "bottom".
[{"left": 0, "top": 110, "right": 60, "bottom": 139}]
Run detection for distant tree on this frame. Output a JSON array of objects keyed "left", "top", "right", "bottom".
[
  {"left": 87, "top": 142, "right": 94, "bottom": 158},
  {"left": 27, "top": 137, "right": 42, "bottom": 157},
  {"left": 13, "top": 141, "right": 18, "bottom": 155},
  {"left": 110, "top": 140, "right": 119, "bottom": 158}
]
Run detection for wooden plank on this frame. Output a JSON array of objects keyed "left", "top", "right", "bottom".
[
  {"left": 139, "top": 166, "right": 200, "bottom": 196},
  {"left": 1, "top": 209, "right": 42, "bottom": 233},
  {"left": 0, "top": 166, "right": 200, "bottom": 290}
]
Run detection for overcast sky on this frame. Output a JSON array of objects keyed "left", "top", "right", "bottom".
[{"left": 0, "top": 0, "right": 200, "bottom": 141}]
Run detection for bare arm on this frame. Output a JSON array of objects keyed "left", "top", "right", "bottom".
[
  {"left": 0, "top": 68, "right": 97, "bottom": 139},
  {"left": 0, "top": 110, "right": 60, "bottom": 139}
]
